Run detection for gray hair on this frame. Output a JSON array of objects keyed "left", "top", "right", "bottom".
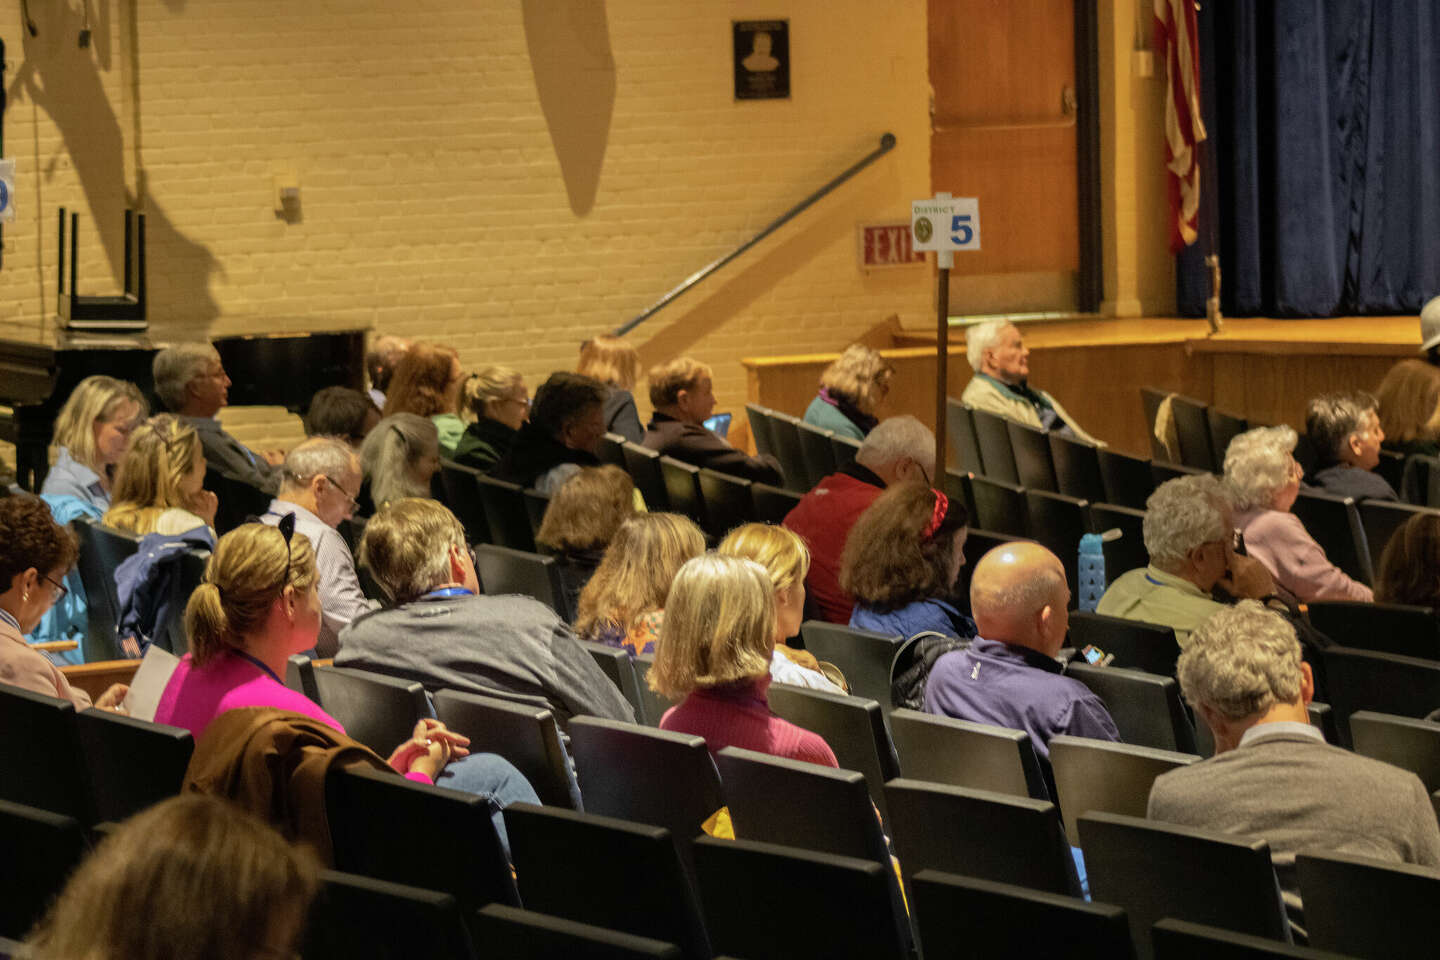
[
  {"left": 1223, "top": 425, "right": 1297, "bottom": 511},
  {"left": 856, "top": 416, "right": 936, "bottom": 477},
  {"left": 965, "top": 320, "right": 1012, "bottom": 373},
  {"left": 280, "top": 437, "right": 360, "bottom": 494},
  {"left": 1143, "top": 474, "right": 1230, "bottom": 568},
  {"left": 1306, "top": 392, "right": 1377, "bottom": 463},
  {"left": 360, "top": 413, "right": 438, "bottom": 507},
  {"left": 152, "top": 343, "right": 219, "bottom": 412},
  {"left": 1177, "top": 600, "right": 1303, "bottom": 720}
]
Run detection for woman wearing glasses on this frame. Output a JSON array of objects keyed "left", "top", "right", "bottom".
[
  {"left": 0, "top": 495, "right": 128, "bottom": 708},
  {"left": 453, "top": 365, "right": 529, "bottom": 473}
]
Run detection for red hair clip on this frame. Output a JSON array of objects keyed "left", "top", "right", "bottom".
[{"left": 921, "top": 489, "right": 949, "bottom": 541}]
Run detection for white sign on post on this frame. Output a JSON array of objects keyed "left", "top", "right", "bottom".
[{"left": 910, "top": 195, "right": 980, "bottom": 252}]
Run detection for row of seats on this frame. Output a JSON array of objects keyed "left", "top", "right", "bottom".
[{"left": 745, "top": 402, "right": 863, "bottom": 494}]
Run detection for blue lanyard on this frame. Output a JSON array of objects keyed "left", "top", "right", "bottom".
[
  {"left": 232, "top": 649, "right": 284, "bottom": 685},
  {"left": 1144, "top": 573, "right": 1166, "bottom": 586},
  {"left": 422, "top": 587, "right": 475, "bottom": 600}
]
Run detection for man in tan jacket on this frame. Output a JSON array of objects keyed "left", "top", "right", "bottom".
[{"left": 959, "top": 320, "right": 1101, "bottom": 446}]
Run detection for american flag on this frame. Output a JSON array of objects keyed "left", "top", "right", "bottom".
[{"left": 1155, "top": 0, "right": 1207, "bottom": 252}]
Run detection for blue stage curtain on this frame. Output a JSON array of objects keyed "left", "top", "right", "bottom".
[{"left": 1177, "top": 1, "right": 1440, "bottom": 317}]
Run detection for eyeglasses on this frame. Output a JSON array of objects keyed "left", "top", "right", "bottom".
[
  {"left": 273, "top": 512, "right": 296, "bottom": 594},
  {"left": 40, "top": 573, "right": 68, "bottom": 603},
  {"left": 323, "top": 475, "right": 360, "bottom": 511}
]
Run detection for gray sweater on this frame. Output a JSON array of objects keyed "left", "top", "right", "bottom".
[{"left": 336, "top": 592, "right": 634, "bottom": 728}]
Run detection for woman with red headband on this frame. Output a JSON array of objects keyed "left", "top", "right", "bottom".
[{"left": 839, "top": 482, "right": 976, "bottom": 640}]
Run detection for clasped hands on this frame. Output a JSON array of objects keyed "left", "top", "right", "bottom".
[{"left": 387, "top": 718, "right": 471, "bottom": 780}]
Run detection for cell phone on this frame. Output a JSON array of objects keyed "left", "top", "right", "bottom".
[
  {"left": 1080, "top": 644, "right": 1114, "bottom": 667},
  {"left": 1233, "top": 530, "right": 1247, "bottom": 556}
]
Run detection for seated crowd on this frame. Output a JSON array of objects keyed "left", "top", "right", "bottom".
[{"left": 11, "top": 332, "right": 1440, "bottom": 955}]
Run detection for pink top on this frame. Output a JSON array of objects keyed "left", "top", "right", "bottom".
[
  {"left": 1236, "top": 508, "right": 1373, "bottom": 603},
  {"left": 660, "top": 675, "right": 839, "bottom": 768}
]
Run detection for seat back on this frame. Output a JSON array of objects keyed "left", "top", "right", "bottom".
[
  {"left": 157, "top": 547, "right": 208, "bottom": 655},
  {"left": 285, "top": 653, "right": 319, "bottom": 701},
  {"left": 1320, "top": 645, "right": 1440, "bottom": 746},
  {"left": 310, "top": 666, "right": 429, "bottom": 752},
  {"left": 1025, "top": 489, "right": 1091, "bottom": 598},
  {"left": 1296, "top": 850, "right": 1440, "bottom": 960},
  {"left": 1048, "top": 735, "right": 1197, "bottom": 842},
  {"left": 765, "top": 411, "right": 811, "bottom": 493},
  {"left": 798, "top": 620, "right": 902, "bottom": 711},
  {"left": 522, "top": 489, "right": 550, "bottom": 542},
  {"left": 0, "top": 799, "right": 88, "bottom": 939},
  {"left": 658, "top": 457, "right": 707, "bottom": 529},
  {"left": 1291, "top": 489, "right": 1373, "bottom": 585},
  {"left": 433, "top": 689, "right": 579, "bottom": 809},
  {"left": 1349, "top": 710, "right": 1440, "bottom": 792},
  {"left": 696, "top": 469, "right": 754, "bottom": 540},
  {"left": 969, "top": 473, "right": 1029, "bottom": 537},
  {"left": 475, "top": 474, "right": 537, "bottom": 552},
  {"left": 889, "top": 708, "right": 1049, "bottom": 800},
  {"left": 474, "top": 543, "right": 568, "bottom": 616},
  {"left": 766, "top": 684, "right": 899, "bottom": 820},
  {"left": 1151, "top": 460, "right": 1208, "bottom": 485},
  {"left": 1079, "top": 811, "right": 1289, "bottom": 960},
  {"left": 1358, "top": 499, "right": 1440, "bottom": 568},
  {"left": 970, "top": 408, "right": 1020, "bottom": 483},
  {"left": 745, "top": 403, "right": 777, "bottom": 459},
  {"left": 884, "top": 778, "right": 1080, "bottom": 896},
  {"left": 579, "top": 641, "right": 649, "bottom": 722},
  {"left": 632, "top": 653, "right": 675, "bottom": 729},
  {"left": 622, "top": 442, "right": 670, "bottom": 511},
  {"left": 1140, "top": 387, "right": 1171, "bottom": 461},
  {"left": 945, "top": 399, "right": 984, "bottom": 474},
  {"left": 596, "top": 432, "right": 628, "bottom": 468},
  {"left": 1098, "top": 447, "right": 1156, "bottom": 510},
  {"left": 691, "top": 836, "right": 909, "bottom": 960},
  {"left": 1404, "top": 454, "right": 1438, "bottom": 505},
  {"left": 0, "top": 684, "right": 89, "bottom": 821},
  {"left": 1050, "top": 432, "right": 1106, "bottom": 502},
  {"left": 1065, "top": 662, "right": 1197, "bottom": 753},
  {"left": 71, "top": 518, "right": 142, "bottom": 662},
  {"left": 505, "top": 803, "right": 709, "bottom": 960},
  {"left": 750, "top": 481, "right": 802, "bottom": 525},
  {"left": 76, "top": 708, "right": 193, "bottom": 824},
  {"left": 1167, "top": 395, "right": 1216, "bottom": 472},
  {"left": 1152, "top": 919, "right": 1341, "bottom": 959},
  {"left": 912, "top": 870, "right": 1134, "bottom": 960},
  {"left": 830, "top": 433, "right": 862, "bottom": 469},
  {"left": 1376, "top": 449, "right": 1406, "bottom": 495},
  {"left": 325, "top": 766, "right": 518, "bottom": 911},
  {"left": 1089, "top": 503, "right": 1150, "bottom": 580},
  {"left": 1206, "top": 408, "right": 1249, "bottom": 469},
  {"left": 476, "top": 904, "right": 683, "bottom": 960},
  {"left": 439, "top": 460, "right": 492, "bottom": 545},
  {"left": 303, "top": 869, "right": 476, "bottom": 960},
  {"left": 1008, "top": 420, "right": 1059, "bottom": 491},
  {"left": 795, "top": 420, "right": 838, "bottom": 487},
  {"left": 1069, "top": 610, "right": 1181, "bottom": 676},
  {"left": 205, "top": 467, "right": 272, "bottom": 535},
  {"left": 1306, "top": 601, "right": 1440, "bottom": 660}
]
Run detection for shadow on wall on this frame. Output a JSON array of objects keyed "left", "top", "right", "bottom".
[
  {"left": 522, "top": 0, "right": 615, "bottom": 217},
  {"left": 7, "top": 0, "right": 220, "bottom": 331}
]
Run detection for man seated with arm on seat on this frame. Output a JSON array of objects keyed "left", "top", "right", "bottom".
[
  {"left": 154, "top": 343, "right": 283, "bottom": 494},
  {"left": 960, "top": 320, "right": 1102, "bottom": 445},
  {"left": 924, "top": 542, "right": 1119, "bottom": 762},
  {"left": 1306, "top": 391, "right": 1397, "bottom": 501},
  {"left": 1097, "top": 474, "right": 1276, "bottom": 645},
  {"left": 1148, "top": 601, "right": 1440, "bottom": 928},
  {"left": 336, "top": 497, "right": 635, "bottom": 728},
  {"left": 782, "top": 415, "right": 935, "bottom": 623},
  {"left": 644, "top": 357, "right": 783, "bottom": 485},
  {"left": 260, "top": 437, "right": 370, "bottom": 658}
]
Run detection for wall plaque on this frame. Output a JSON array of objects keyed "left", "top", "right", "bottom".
[{"left": 733, "top": 20, "right": 789, "bottom": 100}]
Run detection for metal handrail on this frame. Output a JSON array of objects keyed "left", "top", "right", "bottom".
[{"left": 613, "top": 132, "right": 897, "bottom": 337}]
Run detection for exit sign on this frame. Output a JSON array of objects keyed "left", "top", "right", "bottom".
[{"left": 857, "top": 222, "right": 926, "bottom": 270}]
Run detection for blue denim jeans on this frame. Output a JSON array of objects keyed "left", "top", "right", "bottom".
[{"left": 433, "top": 752, "right": 540, "bottom": 857}]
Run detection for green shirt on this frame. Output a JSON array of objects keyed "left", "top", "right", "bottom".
[{"left": 1095, "top": 565, "right": 1227, "bottom": 646}]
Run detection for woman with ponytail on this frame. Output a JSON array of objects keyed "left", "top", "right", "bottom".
[{"left": 358, "top": 412, "right": 441, "bottom": 512}]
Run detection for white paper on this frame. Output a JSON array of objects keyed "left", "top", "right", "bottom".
[{"left": 121, "top": 645, "right": 181, "bottom": 721}]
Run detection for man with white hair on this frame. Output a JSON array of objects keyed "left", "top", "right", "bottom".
[
  {"left": 1097, "top": 474, "right": 1275, "bottom": 644},
  {"left": 260, "top": 437, "right": 370, "bottom": 657},
  {"left": 1149, "top": 602, "right": 1440, "bottom": 925},
  {"left": 783, "top": 415, "right": 936, "bottom": 623},
  {"left": 959, "top": 321, "right": 1101, "bottom": 445}
]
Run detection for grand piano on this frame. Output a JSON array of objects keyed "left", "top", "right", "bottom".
[{"left": 0, "top": 328, "right": 366, "bottom": 491}]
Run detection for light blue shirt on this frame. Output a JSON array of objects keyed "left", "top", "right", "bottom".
[
  {"left": 1239, "top": 720, "right": 1324, "bottom": 747},
  {"left": 261, "top": 500, "right": 372, "bottom": 657},
  {"left": 40, "top": 447, "right": 109, "bottom": 510}
]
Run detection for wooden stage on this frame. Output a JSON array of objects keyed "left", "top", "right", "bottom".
[{"left": 740, "top": 316, "right": 1423, "bottom": 459}]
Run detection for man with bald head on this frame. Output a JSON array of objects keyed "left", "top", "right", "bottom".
[{"left": 924, "top": 542, "right": 1119, "bottom": 760}]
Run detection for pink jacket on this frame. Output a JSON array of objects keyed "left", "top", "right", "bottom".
[
  {"left": 1236, "top": 508, "right": 1373, "bottom": 603},
  {"left": 0, "top": 618, "right": 92, "bottom": 710}
]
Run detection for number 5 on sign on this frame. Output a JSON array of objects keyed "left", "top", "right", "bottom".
[{"left": 910, "top": 196, "right": 980, "bottom": 252}]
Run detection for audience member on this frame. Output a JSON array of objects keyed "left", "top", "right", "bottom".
[
  {"left": 803, "top": 343, "right": 894, "bottom": 440},
  {"left": 381, "top": 342, "right": 466, "bottom": 457},
  {"left": 924, "top": 543, "right": 1119, "bottom": 761},
  {"left": 340, "top": 498, "right": 634, "bottom": 726},
  {"left": 365, "top": 333, "right": 411, "bottom": 408},
  {"left": 153, "top": 342, "right": 283, "bottom": 494},
  {"left": 961, "top": 320, "right": 1101, "bottom": 444},
  {"left": 1375, "top": 512, "right": 1440, "bottom": 611},
  {"left": 41, "top": 375, "right": 146, "bottom": 509},
  {"left": 1376, "top": 358, "right": 1440, "bottom": 458},
  {"left": 650, "top": 553, "right": 839, "bottom": 765},
  {"left": 25, "top": 794, "right": 320, "bottom": 960},
  {"left": 536, "top": 465, "right": 636, "bottom": 617},
  {"left": 492, "top": 372, "right": 607, "bottom": 493},
  {"left": 259, "top": 438, "right": 369, "bottom": 657},
  {"left": 644, "top": 357, "right": 783, "bottom": 484},
  {"left": 1097, "top": 474, "right": 1276, "bottom": 644},
  {"left": 1305, "top": 391, "right": 1396, "bottom": 500},
  {"left": 719, "top": 523, "right": 846, "bottom": 694},
  {"left": 454, "top": 365, "right": 529, "bottom": 472},
  {"left": 359, "top": 413, "right": 440, "bottom": 511},
  {"left": 104, "top": 415, "right": 218, "bottom": 536},
  {"left": 304, "top": 385, "right": 381, "bottom": 448},
  {"left": 578, "top": 334, "right": 645, "bottom": 443},
  {"left": 783, "top": 415, "right": 934, "bottom": 623},
  {"left": 840, "top": 483, "right": 976, "bottom": 640},
  {"left": 0, "top": 496, "right": 126, "bottom": 709},
  {"left": 1224, "top": 425, "right": 1372, "bottom": 602},
  {"left": 1148, "top": 601, "right": 1440, "bottom": 926},
  {"left": 573, "top": 512, "right": 706, "bottom": 655}
]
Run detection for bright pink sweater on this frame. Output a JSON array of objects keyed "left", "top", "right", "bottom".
[{"left": 660, "top": 675, "right": 839, "bottom": 768}]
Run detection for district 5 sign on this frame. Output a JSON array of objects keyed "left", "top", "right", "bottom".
[{"left": 911, "top": 196, "right": 980, "bottom": 252}]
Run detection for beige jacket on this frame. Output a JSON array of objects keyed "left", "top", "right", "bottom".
[
  {"left": 961, "top": 373, "right": 1103, "bottom": 447},
  {"left": 0, "top": 617, "right": 93, "bottom": 709}
]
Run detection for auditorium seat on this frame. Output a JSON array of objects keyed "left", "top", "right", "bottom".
[
  {"left": 0, "top": 799, "right": 88, "bottom": 939},
  {"left": 884, "top": 778, "right": 1081, "bottom": 896},
  {"left": 1098, "top": 447, "right": 1156, "bottom": 510},
  {"left": 1065, "top": 662, "right": 1198, "bottom": 753},
  {"left": 795, "top": 420, "right": 838, "bottom": 486},
  {"left": 77, "top": 708, "right": 193, "bottom": 824},
  {"left": 1050, "top": 431, "right": 1107, "bottom": 503},
  {"left": 1375, "top": 449, "right": 1406, "bottom": 497},
  {"left": 474, "top": 543, "right": 570, "bottom": 618},
  {"left": 744, "top": 403, "right": 777, "bottom": 460},
  {"left": 888, "top": 708, "right": 1049, "bottom": 801},
  {"left": 1090, "top": 502, "right": 1149, "bottom": 579},
  {"left": 156, "top": 547, "right": 208, "bottom": 656},
  {"left": 476, "top": 903, "right": 684, "bottom": 960},
  {"left": 597, "top": 432, "right": 628, "bottom": 469},
  {"left": 439, "top": 460, "right": 493, "bottom": 545},
  {"left": 1080, "top": 811, "right": 1290, "bottom": 960},
  {"left": 1402, "top": 453, "right": 1439, "bottom": 506},
  {"left": 1358, "top": 500, "right": 1440, "bottom": 570},
  {"left": 1348, "top": 710, "right": 1440, "bottom": 794},
  {"left": 970, "top": 407, "right": 1020, "bottom": 484},
  {"left": 765, "top": 411, "right": 811, "bottom": 493},
  {"left": 1008, "top": 420, "right": 1060, "bottom": 492},
  {"left": 505, "top": 803, "right": 710, "bottom": 960},
  {"left": 621, "top": 441, "right": 670, "bottom": 512},
  {"left": 1152, "top": 919, "right": 1342, "bottom": 959},
  {"left": 1306, "top": 601, "right": 1440, "bottom": 660},
  {"left": 1048, "top": 735, "right": 1197, "bottom": 843},
  {"left": 432, "top": 689, "right": 579, "bottom": 809},
  {"left": 658, "top": 456, "right": 708, "bottom": 530},
  {"left": 798, "top": 620, "right": 902, "bottom": 714},
  {"left": 1068, "top": 611, "right": 1180, "bottom": 677},
  {"left": 522, "top": 488, "right": 550, "bottom": 543},
  {"left": 750, "top": 481, "right": 801, "bottom": 524},
  {"left": 968, "top": 473, "right": 1029, "bottom": 537},
  {"left": 945, "top": 399, "right": 985, "bottom": 474},
  {"left": 632, "top": 652, "right": 675, "bottom": 728},
  {"left": 302, "top": 869, "right": 476, "bottom": 960},
  {"left": 1151, "top": 460, "right": 1208, "bottom": 485},
  {"left": 285, "top": 653, "right": 319, "bottom": 701},
  {"left": 205, "top": 466, "right": 271, "bottom": 535},
  {"left": 1167, "top": 394, "right": 1218, "bottom": 472},
  {"left": 696, "top": 468, "right": 754, "bottom": 540},
  {"left": 1291, "top": 489, "right": 1373, "bottom": 585},
  {"left": 830, "top": 432, "right": 861, "bottom": 469},
  {"left": 475, "top": 473, "right": 538, "bottom": 553},
  {"left": 912, "top": 870, "right": 1134, "bottom": 960},
  {"left": 1140, "top": 387, "right": 1171, "bottom": 461},
  {"left": 1296, "top": 849, "right": 1440, "bottom": 960},
  {"left": 691, "top": 836, "right": 910, "bottom": 960},
  {"left": 1206, "top": 407, "right": 1249, "bottom": 468},
  {"left": 1024, "top": 488, "right": 1091, "bottom": 600},
  {"left": 0, "top": 683, "right": 89, "bottom": 821},
  {"left": 71, "top": 518, "right": 142, "bottom": 662},
  {"left": 1320, "top": 645, "right": 1440, "bottom": 747},
  {"left": 309, "top": 665, "right": 429, "bottom": 752},
  {"left": 766, "top": 684, "right": 899, "bottom": 820},
  {"left": 579, "top": 641, "right": 648, "bottom": 723}
]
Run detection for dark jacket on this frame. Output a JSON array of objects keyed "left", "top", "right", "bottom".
[
  {"left": 603, "top": 389, "right": 645, "bottom": 444},
  {"left": 491, "top": 422, "right": 599, "bottom": 489},
  {"left": 454, "top": 417, "right": 520, "bottom": 473},
  {"left": 1311, "top": 462, "right": 1398, "bottom": 502},
  {"left": 643, "top": 412, "right": 783, "bottom": 484},
  {"left": 115, "top": 529, "right": 215, "bottom": 655}
]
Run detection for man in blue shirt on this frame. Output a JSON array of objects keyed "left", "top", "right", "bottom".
[{"left": 924, "top": 542, "right": 1119, "bottom": 760}]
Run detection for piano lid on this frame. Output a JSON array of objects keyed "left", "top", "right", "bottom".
[{"left": 213, "top": 328, "right": 366, "bottom": 413}]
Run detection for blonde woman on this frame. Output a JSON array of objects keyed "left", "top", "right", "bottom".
[
  {"left": 42, "top": 375, "right": 146, "bottom": 509},
  {"left": 455, "top": 365, "right": 528, "bottom": 472},
  {"left": 574, "top": 512, "right": 705, "bottom": 655},
  {"left": 718, "top": 523, "right": 845, "bottom": 694},
  {"left": 578, "top": 334, "right": 644, "bottom": 442},
  {"left": 103, "top": 415, "right": 217, "bottom": 536},
  {"left": 359, "top": 413, "right": 441, "bottom": 511},
  {"left": 537, "top": 465, "right": 637, "bottom": 616},
  {"left": 650, "top": 553, "right": 838, "bottom": 765},
  {"left": 803, "top": 344, "right": 895, "bottom": 440},
  {"left": 1376, "top": 359, "right": 1440, "bottom": 458}
]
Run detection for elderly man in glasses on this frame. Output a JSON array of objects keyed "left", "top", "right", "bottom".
[{"left": 259, "top": 437, "right": 369, "bottom": 657}]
